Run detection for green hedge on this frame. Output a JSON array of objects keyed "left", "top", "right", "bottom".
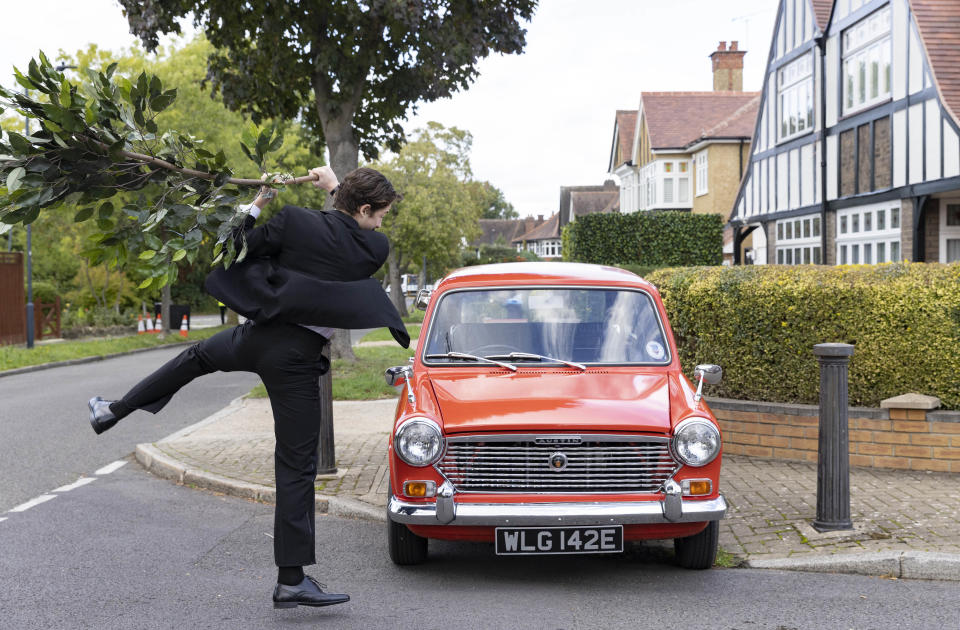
[
  {"left": 563, "top": 211, "right": 722, "bottom": 267},
  {"left": 646, "top": 263, "right": 960, "bottom": 410}
]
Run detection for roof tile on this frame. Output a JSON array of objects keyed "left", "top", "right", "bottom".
[{"left": 640, "top": 92, "right": 760, "bottom": 149}]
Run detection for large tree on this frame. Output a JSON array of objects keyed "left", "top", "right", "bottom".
[
  {"left": 376, "top": 122, "right": 482, "bottom": 316},
  {"left": 118, "top": 0, "right": 537, "bottom": 355}
]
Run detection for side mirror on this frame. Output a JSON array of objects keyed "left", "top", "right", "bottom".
[
  {"left": 694, "top": 364, "right": 722, "bottom": 385},
  {"left": 415, "top": 289, "right": 432, "bottom": 310},
  {"left": 384, "top": 365, "right": 412, "bottom": 387},
  {"left": 693, "top": 364, "right": 722, "bottom": 403},
  {"left": 385, "top": 365, "right": 416, "bottom": 405}
]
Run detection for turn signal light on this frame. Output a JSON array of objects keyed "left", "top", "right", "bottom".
[
  {"left": 403, "top": 481, "right": 437, "bottom": 498},
  {"left": 681, "top": 479, "right": 712, "bottom": 496}
]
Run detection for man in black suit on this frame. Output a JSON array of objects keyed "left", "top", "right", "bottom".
[{"left": 88, "top": 166, "right": 407, "bottom": 609}]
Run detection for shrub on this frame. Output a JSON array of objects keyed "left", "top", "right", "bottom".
[
  {"left": 27, "top": 281, "right": 59, "bottom": 304},
  {"left": 646, "top": 263, "right": 960, "bottom": 410},
  {"left": 563, "top": 211, "right": 722, "bottom": 267}
]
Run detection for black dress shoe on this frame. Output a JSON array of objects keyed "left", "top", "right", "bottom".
[
  {"left": 272, "top": 576, "right": 350, "bottom": 609},
  {"left": 88, "top": 397, "right": 119, "bottom": 435}
]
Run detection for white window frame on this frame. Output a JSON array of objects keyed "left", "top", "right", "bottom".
[
  {"left": 775, "top": 213, "right": 822, "bottom": 265},
  {"left": 835, "top": 201, "right": 902, "bottom": 265},
  {"left": 695, "top": 151, "right": 708, "bottom": 197},
  {"left": 842, "top": 5, "right": 892, "bottom": 116},
  {"left": 777, "top": 53, "right": 814, "bottom": 143},
  {"left": 939, "top": 200, "right": 960, "bottom": 264}
]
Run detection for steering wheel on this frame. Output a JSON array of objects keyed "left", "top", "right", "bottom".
[{"left": 471, "top": 344, "right": 518, "bottom": 356}]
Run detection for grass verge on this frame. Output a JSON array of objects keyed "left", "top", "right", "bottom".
[
  {"left": 714, "top": 546, "right": 744, "bottom": 568},
  {"left": 0, "top": 326, "right": 232, "bottom": 372},
  {"left": 248, "top": 344, "right": 415, "bottom": 401},
  {"left": 360, "top": 324, "right": 421, "bottom": 343}
]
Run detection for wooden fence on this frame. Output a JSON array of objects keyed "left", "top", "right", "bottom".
[{"left": 0, "top": 252, "right": 26, "bottom": 346}]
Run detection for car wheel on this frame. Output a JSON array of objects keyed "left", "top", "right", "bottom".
[
  {"left": 387, "top": 493, "right": 428, "bottom": 565},
  {"left": 673, "top": 520, "right": 719, "bottom": 570}
]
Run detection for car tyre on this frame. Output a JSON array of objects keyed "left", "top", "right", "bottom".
[
  {"left": 387, "top": 494, "right": 428, "bottom": 565},
  {"left": 673, "top": 520, "right": 719, "bottom": 570}
]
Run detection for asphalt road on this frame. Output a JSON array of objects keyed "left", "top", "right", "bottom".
[
  {"left": 0, "top": 463, "right": 956, "bottom": 630},
  {"left": 0, "top": 345, "right": 260, "bottom": 513}
]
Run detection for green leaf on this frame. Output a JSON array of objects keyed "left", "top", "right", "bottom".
[
  {"left": 59, "top": 80, "right": 72, "bottom": 108},
  {"left": 269, "top": 131, "right": 284, "bottom": 152},
  {"left": 105, "top": 62, "right": 118, "bottom": 78},
  {"left": 73, "top": 207, "right": 94, "bottom": 222},
  {"left": 240, "top": 143, "right": 259, "bottom": 167},
  {"left": 139, "top": 250, "right": 157, "bottom": 260},
  {"left": 96, "top": 218, "right": 114, "bottom": 231},
  {"left": 98, "top": 202, "right": 114, "bottom": 219},
  {"left": 6, "top": 132, "right": 32, "bottom": 154},
  {"left": 255, "top": 130, "right": 269, "bottom": 159},
  {"left": 149, "top": 89, "right": 176, "bottom": 112},
  {"left": 144, "top": 233, "right": 163, "bottom": 249},
  {"left": 172, "top": 249, "right": 187, "bottom": 262},
  {"left": 138, "top": 277, "right": 153, "bottom": 289},
  {"left": 149, "top": 75, "right": 162, "bottom": 98},
  {"left": 6, "top": 167, "right": 25, "bottom": 193}
]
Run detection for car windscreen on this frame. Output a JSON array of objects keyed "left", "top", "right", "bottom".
[{"left": 423, "top": 287, "right": 670, "bottom": 365}]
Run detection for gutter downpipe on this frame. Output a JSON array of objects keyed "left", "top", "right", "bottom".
[{"left": 816, "top": 35, "right": 829, "bottom": 264}]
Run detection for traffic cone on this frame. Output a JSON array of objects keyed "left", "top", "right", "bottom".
[
  {"left": 145, "top": 315, "right": 155, "bottom": 333},
  {"left": 179, "top": 315, "right": 189, "bottom": 338},
  {"left": 137, "top": 315, "right": 146, "bottom": 335},
  {"left": 153, "top": 314, "right": 163, "bottom": 333}
]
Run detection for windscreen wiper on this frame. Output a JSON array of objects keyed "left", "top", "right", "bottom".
[
  {"left": 484, "top": 352, "right": 587, "bottom": 372},
  {"left": 425, "top": 352, "right": 517, "bottom": 372}
]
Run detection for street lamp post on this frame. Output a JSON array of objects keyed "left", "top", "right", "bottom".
[
  {"left": 24, "top": 90, "right": 34, "bottom": 349},
  {"left": 22, "top": 63, "right": 76, "bottom": 349}
]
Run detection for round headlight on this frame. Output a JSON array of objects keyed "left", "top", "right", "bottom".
[
  {"left": 395, "top": 418, "right": 443, "bottom": 467},
  {"left": 671, "top": 418, "right": 721, "bottom": 467}
]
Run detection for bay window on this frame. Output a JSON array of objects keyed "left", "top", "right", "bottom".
[
  {"left": 842, "top": 5, "right": 891, "bottom": 115},
  {"left": 778, "top": 54, "right": 814, "bottom": 142}
]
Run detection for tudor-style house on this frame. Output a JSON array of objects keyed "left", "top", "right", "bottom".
[
  {"left": 730, "top": 0, "right": 960, "bottom": 266},
  {"left": 513, "top": 213, "right": 563, "bottom": 260},
  {"left": 610, "top": 42, "right": 760, "bottom": 221}
]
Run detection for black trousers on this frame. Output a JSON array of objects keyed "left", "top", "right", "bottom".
[{"left": 115, "top": 321, "right": 330, "bottom": 567}]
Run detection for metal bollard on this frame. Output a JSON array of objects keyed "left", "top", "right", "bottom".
[
  {"left": 317, "top": 344, "right": 337, "bottom": 475},
  {"left": 812, "top": 343, "right": 854, "bottom": 532}
]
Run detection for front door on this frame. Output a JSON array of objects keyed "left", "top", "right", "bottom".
[{"left": 940, "top": 200, "right": 960, "bottom": 263}]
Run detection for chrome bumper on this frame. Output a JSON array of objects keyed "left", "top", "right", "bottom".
[{"left": 388, "top": 491, "right": 728, "bottom": 527}]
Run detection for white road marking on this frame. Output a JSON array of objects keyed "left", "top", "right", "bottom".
[
  {"left": 9, "top": 494, "right": 57, "bottom": 512},
  {"left": 95, "top": 460, "right": 127, "bottom": 475},
  {"left": 0, "top": 517, "right": 7, "bottom": 523},
  {"left": 53, "top": 477, "right": 97, "bottom": 493}
]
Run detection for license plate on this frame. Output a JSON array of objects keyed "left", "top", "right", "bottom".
[{"left": 495, "top": 525, "right": 624, "bottom": 555}]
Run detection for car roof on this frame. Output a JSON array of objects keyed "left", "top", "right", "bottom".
[{"left": 437, "top": 262, "right": 657, "bottom": 291}]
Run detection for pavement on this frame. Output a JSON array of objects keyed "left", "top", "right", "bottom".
[{"left": 133, "top": 344, "right": 960, "bottom": 582}]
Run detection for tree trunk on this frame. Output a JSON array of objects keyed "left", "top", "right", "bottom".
[
  {"left": 387, "top": 243, "right": 408, "bottom": 317},
  {"left": 159, "top": 284, "right": 171, "bottom": 339},
  {"left": 320, "top": 112, "right": 360, "bottom": 361}
]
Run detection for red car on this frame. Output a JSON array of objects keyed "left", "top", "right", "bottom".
[{"left": 385, "top": 262, "right": 725, "bottom": 569}]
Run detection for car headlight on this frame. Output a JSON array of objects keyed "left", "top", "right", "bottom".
[
  {"left": 671, "top": 418, "right": 721, "bottom": 467},
  {"left": 395, "top": 417, "right": 443, "bottom": 467}
]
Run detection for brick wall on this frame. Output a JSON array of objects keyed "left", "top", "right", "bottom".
[{"left": 707, "top": 397, "right": 960, "bottom": 473}]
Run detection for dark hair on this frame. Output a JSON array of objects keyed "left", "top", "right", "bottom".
[{"left": 332, "top": 167, "right": 400, "bottom": 215}]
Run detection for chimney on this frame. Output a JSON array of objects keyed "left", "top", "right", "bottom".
[
  {"left": 538, "top": 215, "right": 544, "bottom": 223},
  {"left": 710, "top": 40, "right": 746, "bottom": 92}
]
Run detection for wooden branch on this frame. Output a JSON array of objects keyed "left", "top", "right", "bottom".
[
  {"left": 116, "top": 147, "right": 319, "bottom": 187},
  {"left": 78, "top": 135, "right": 319, "bottom": 187}
]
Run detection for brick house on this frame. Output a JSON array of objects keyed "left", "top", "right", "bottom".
[
  {"left": 512, "top": 213, "right": 563, "bottom": 259},
  {"left": 610, "top": 42, "right": 759, "bottom": 220},
  {"left": 729, "top": 0, "right": 960, "bottom": 266},
  {"left": 558, "top": 180, "right": 620, "bottom": 230},
  {"left": 469, "top": 216, "right": 546, "bottom": 259}
]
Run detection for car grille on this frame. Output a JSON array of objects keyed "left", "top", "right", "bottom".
[{"left": 435, "top": 436, "right": 678, "bottom": 493}]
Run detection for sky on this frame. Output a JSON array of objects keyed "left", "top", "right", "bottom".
[{"left": 0, "top": 0, "right": 779, "bottom": 219}]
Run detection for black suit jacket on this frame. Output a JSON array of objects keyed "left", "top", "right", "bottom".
[{"left": 204, "top": 205, "right": 409, "bottom": 348}]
